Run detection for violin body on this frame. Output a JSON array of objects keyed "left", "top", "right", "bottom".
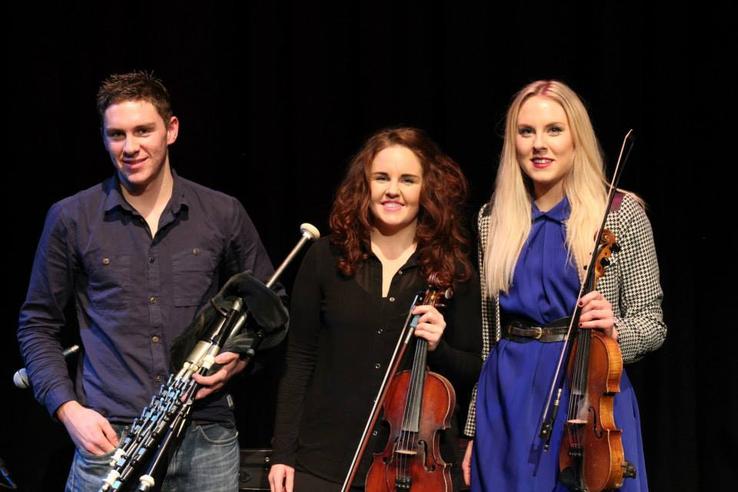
[
  {"left": 365, "top": 368, "right": 455, "bottom": 492},
  {"left": 558, "top": 228, "right": 636, "bottom": 491},
  {"left": 342, "top": 284, "right": 455, "bottom": 492},
  {"left": 559, "top": 328, "right": 634, "bottom": 491}
]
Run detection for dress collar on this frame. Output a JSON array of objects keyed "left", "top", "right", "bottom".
[{"left": 531, "top": 196, "right": 570, "bottom": 223}]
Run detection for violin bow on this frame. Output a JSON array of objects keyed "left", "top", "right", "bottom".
[{"left": 538, "top": 129, "right": 636, "bottom": 449}]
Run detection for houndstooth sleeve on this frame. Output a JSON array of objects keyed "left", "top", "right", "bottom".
[
  {"left": 464, "top": 204, "right": 496, "bottom": 437},
  {"left": 600, "top": 194, "right": 667, "bottom": 362}
]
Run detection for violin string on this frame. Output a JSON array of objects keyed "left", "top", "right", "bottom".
[
  {"left": 409, "top": 339, "right": 425, "bottom": 483},
  {"left": 395, "top": 442, "right": 401, "bottom": 487},
  {"left": 398, "top": 337, "right": 422, "bottom": 480},
  {"left": 410, "top": 338, "right": 427, "bottom": 474},
  {"left": 572, "top": 329, "right": 591, "bottom": 455},
  {"left": 567, "top": 330, "right": 582, "bottom": 454}
]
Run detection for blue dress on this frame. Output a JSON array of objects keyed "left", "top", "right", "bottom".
[{"left": 471, "top": 198, "right": 648, "bottom": 491}]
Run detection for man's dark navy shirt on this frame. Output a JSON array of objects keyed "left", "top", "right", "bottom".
[{"left": 18, "top": 171, "right": 277, "bottom": 423}]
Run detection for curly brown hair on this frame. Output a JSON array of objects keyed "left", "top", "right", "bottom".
[{"left": 329, "top": 127, "right": 471, "bottom": 288}]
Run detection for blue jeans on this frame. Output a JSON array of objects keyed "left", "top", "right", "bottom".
[{"left": 66, "top": 422, "right": 239, "bottom": 491}]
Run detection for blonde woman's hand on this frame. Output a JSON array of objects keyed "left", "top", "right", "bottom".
[
  {"left": 578, "top": 290, "right": 617, "bottom": 340},
  {"left": 462, "top": 439, "right": 473, "bottom": 486}
]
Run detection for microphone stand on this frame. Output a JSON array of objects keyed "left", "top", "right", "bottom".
[{"left": 0, "top": 457, "right": 17, "bottom": 490}]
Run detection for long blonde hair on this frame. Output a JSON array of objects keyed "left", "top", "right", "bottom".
[{"left": 484, "top": 80, "right": 608, "bottom": 294}]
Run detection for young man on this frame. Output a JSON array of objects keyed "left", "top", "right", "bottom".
[{"left": 17, "top": 71, "right": 281, "bottom": 491}]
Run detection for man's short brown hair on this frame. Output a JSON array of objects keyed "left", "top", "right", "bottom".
[{"left": 96, "top": 71, "right": 173, "bottom": 124}]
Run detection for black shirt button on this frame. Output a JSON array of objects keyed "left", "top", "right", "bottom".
[{"left": 149, "top": 256, "right": 155, "bottom": 263}]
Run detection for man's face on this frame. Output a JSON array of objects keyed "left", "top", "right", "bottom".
[{"left": 102, "top": 99, "right": 178, "bottom": 193}]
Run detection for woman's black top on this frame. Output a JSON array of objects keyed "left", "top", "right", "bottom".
[{"left": 271, "top": 237, "right": 482, "bottom": 486}]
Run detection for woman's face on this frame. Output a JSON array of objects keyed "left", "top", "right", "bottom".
[
  {"left": 515, "top": 95, "right": 575, "bottom": 200},
  {"left": 368, "top": 145, "right": 423, "bottom": 236}
]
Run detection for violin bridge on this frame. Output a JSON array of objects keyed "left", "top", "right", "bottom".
[{"left": 395, "top": 449, "right": 418, "bottom": 456}]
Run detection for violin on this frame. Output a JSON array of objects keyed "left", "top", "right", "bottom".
[
  {"left": 539, "top": 130, "right": 638, "bottom": 491},
  {"left": 341, "top": 280, "right": 454, "bottom": 492},
  {"left": 558, "top": 229, "right": 636, "bottom": 491},
  {"left": 365, "top": 286, "right": 455, "bottom": 491}
]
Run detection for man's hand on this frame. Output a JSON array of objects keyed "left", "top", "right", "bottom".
[
  {"left": 56, "top": 400, "right": 119, "bottom": 455},
  {"left": 192, "top": 351, "right": 247, "bottom": 399}
]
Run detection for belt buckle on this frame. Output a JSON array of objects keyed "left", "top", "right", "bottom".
[{"left": 532, "top": 327, "right": 543, "bottom": 339}]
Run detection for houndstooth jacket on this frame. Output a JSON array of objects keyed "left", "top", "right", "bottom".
[{"left": 464, "top": 193, "right": 666, "bottom": 436}]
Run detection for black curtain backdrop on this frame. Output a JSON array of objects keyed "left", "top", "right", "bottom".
[{"left": 2, "top": 2, "right": 733, "bottom": 490}]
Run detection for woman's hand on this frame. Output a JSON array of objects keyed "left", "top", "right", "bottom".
[
  {"left": 268, "top": 463, "right": 295, "bottom": 492},
  {"left": 462, "top": 439, "right": 473, "bottom": 486},
  {"left": 578, "top": 290, "right": 617, "bottom": 340},
  {"left": 412, "top": 305, "right": 447, "bottom": 351}
]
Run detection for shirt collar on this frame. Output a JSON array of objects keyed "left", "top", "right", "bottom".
[
  {"left": 532, "top": 196, "right": 570, "bottom": 223},
  {"left": 102, "top": 175, "right": 132, "bottom": 214},
  {"left": 102, "top": 169, "right": 189, "bottom": 215},
  {"left": 366, "top": 247, "right": 421, "bottom": 270},
  {"left": 168, "top": 169, "right": 189, "bottom": 214}
]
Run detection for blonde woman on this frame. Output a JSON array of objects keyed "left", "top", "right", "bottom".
[{"left": 463, "top": 80, "right": 665, "bottom": 491}]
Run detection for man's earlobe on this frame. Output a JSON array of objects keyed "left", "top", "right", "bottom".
[{"left": 167, "top": 116, "right": 180, "bottom": 144}]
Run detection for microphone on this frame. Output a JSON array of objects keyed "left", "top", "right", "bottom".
[{"left": 13, "top": 345, "right": 80, "bottom": 389}]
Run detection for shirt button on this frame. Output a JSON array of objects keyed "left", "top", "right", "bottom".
[
  {"left": 154, "top": 375, "right": 162, "bottom": 383},
  {"left": 374, "top": 363, "right": 381, "bottom": 369},
  {"left": 148, "top": 256, "right": 155, "bottom": 263},
  {"left": 102, "top": 257, "right": 110, "bottom": 265},
  {"left": 192, "top": 248, "right": 200, "bottom": 256},
  {"left": 377, "top": 329, "right": 383, "bottom": 335},
  {"left": 151, "top": 335, "right": 160, "bottom": 343},
  {"left": 149, "top": 296, "right": 159, "bottom": 305},
  {"left": 398, "top": 270, "right": 403, "bottom": 275},
  {"left": 389, "top": 297, "right": 395, "bottom": 302},
  {"left": 372, "top": 430, "right": 378, "bottom": 437}
]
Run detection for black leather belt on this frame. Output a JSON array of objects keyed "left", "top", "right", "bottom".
[{"left": 501, "top": 316, "right": 571, "bottom": 343}]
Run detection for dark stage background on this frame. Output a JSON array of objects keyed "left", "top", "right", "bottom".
[{"left": 2, "top": 2, "right": 733, "bottom": 490}]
